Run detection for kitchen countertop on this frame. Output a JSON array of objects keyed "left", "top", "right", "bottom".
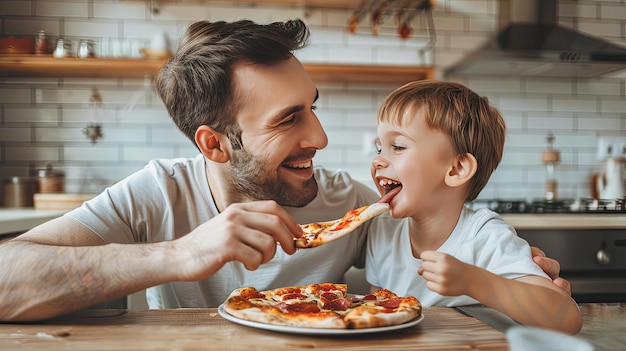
[
  {"left": 0, "top": 208, "right": 66, "bottom": 236},
  {"left": 0, "top": 304, "right": 622, "bottom": 350},
  {"left": 500, "top": 213, "right": 626, "bottom": 230}
]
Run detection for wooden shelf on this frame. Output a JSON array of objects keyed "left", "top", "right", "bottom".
[
  {"left": 0, "top": 55, "right": 166, "bottom": 79},
  {"left": 147, "top": 0, "right": 360, "bottom": 9},
  {"left": 303, "top": 63, "right": 433, "bottom": 84},
  {"left": 0, "top": 55, "right": 433, "bottom": 84}
]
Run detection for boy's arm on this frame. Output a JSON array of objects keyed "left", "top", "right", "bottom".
[
  {"left": 419, "top": 251, "right": 582, "bottom": 335},
  {"left": 530, "top": 246, "right": 571, "bottom": 294}
]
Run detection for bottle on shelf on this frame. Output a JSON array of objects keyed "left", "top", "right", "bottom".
[{"left": 542, "top": 132, "right": 561, "bottom": 202}]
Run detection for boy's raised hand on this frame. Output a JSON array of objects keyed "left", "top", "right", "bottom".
[{"left": 418, "top": 250, "right": 474, "bottom": 296}]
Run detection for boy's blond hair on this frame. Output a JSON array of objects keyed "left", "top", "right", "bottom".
[{"left": 377, "top": 80, "right": 505, "bottom": 201}]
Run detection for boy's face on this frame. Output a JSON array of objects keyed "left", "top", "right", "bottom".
[
  {"left": 228, "top": 56, "right": 328, "bottom": 207},
  {"left": 372, "top": 108, "right": 456, "bottom": 218}
]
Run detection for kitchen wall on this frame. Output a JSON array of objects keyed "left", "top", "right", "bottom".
[{"left": 1, "top": 0, "right": 625, "bottom": 202}]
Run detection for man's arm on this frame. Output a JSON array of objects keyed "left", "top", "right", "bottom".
[
  {"left": 0, "top": 216, "right": 180, "bottom": 321},
  {"left": 0, "top": 201, "right": 302, "bottom": 322}
]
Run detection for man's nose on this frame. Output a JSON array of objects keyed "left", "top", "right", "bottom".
[{"left": 303, "top": 111, "right": 328, "bottom": 150}]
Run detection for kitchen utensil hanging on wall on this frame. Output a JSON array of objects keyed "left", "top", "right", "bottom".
[{"left": 347, "top": 0, "right": 435, "bottom": 40}]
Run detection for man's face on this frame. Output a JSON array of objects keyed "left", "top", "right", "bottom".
[{"left": 228, "top": 57, "right": 328, "bottom": 207}]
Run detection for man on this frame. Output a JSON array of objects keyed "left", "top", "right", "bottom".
[{"left": 0, "top": 19, "right": 567, "bottom": 322}]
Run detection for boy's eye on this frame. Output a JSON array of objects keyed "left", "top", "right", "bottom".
[
  {"left": 392, "top": 144, "right": 405, "bottom": 151},
  {"left": 375, "top": 140, "right": 382, "bottom": 154}
]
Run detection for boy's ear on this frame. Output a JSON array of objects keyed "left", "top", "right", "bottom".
[
  {"left": 195, "top": 125, "right": 230, "bottom": 163},
  {"left": 445, "top": 153, "right": 477, "bottom": 188}
]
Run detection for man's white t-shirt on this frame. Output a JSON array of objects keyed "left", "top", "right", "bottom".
[
  {"left": 365, "top": 207, "right": 549, "bottom": 307},
  {"left": 66, "top": 154, "right": 382, "bottom": 308}
]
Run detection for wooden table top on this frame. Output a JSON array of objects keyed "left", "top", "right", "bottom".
[{"left": 0, "top": 304, "right": 623, "bottom": 350}]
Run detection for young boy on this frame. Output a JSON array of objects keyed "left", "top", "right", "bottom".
[{"left": 366, "top": 80, "right": 582, "bottom": 334}]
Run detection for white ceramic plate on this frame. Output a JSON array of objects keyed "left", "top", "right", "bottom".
[{"left": 217, "top": 304, "right": 424, "bottom": 335}]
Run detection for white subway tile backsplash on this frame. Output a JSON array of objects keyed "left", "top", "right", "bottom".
[
  {"left": 552, "top": 98, "right": 599, "bottom": 113},
  {"left": 318, "top": 110, "right": 346, "bottom": 128},
  {"left": 499, "top": 96, "right": 549, "bottom": 112},
  {"left": 34, "top": 1, "right": 88, "bottom": 18},
  {"left": 601, "top": 99, "right": 626, "bottom": 114},
  {"left": 600, "top": 4, "right": 626, "bottom": 21},
  {"left": 431, "top": 16, "right": 468, "bottom": 32},
  {"left": 150, "top": 127, "right": 190, "bottom": 145},
  {"left": 36, "top": 89, "right": 93, "bottom": 104},
  {"left": 577, "top": 20, "right": 622, "bottom": 38},
  {"left": 4, "top": 108, "right": 59, "bottom": 123},
  {"left": 525, "top": 80, "right": 575, "bottom": 95},
  {"left": 0, "top": 88, "right": 31, "bottom": 104},
  {"left": 64, "top": 146, "right": 119, "bottom": 162},
  {"left": 448, "top": 34, "right": 490, "bottom": 50},
  {"left": 35, "top": 127, "right": 90, "bottom": 142},
  {"left": 123, "top": 146, "right": 177, "bottom": 161},
  {"left": 4, "top": 19, "right": 60, "bottom": 36},
  {"left": 577, "top": 80, "right": 623, "bottom": 96},
  {"left": 467, "top": 17, "right": 497, "bottom": 32},
  {"left": 448, "top": 0, "right": 494, "bottom": 15},
  {"left": 559, "top": 3, "right": 597, "bottom": 19},
  {"left": 327, "top": 91, "right": 379, "bottom": 110},
  {"left": 0, "top": 1, "right": 32, "bottom": 16},
  {"left": 316, "top": 146, "right": 345, "bottom": 164},
  {"left": 0, "top": 127, "right": 31, "bottom": 142},
  {"left": 93, "top": 1, "right": 148, "bottom": 20},
  {"left": 578, "top": 116, "right": 623, "bottom": 132},
  {"left": 527, "top": 115, "right": 574, "bottom": 130},
  {"left": 327, "top": 47, "right": 375, "bottom": 64},
  {"left": 6, "top": 146, "right": 60, "bottom": 162}
]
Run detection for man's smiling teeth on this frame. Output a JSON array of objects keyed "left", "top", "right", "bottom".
[
  {"left": 286, "top": 160, "right": 312, "bottom": 169},
  {"left": 378, "top": 178, "right": 401, "bottom": 187}
]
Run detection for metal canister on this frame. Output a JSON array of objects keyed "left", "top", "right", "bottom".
[
  {"left": 37, "top": 165, "right": 65, "bottom": 193},
  {"left": 35, "top": 29, "right": 48, "bottom": 55},
  {"left": 3, "top": 177, "right": 36, "bottom": 208}
]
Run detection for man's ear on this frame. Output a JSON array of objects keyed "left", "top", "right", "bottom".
[
  {"left": 445, "top": 153, "right": 477, "bottom": 188},
  {"left": 195, "top": 125, "right": 230, "bottom": 163}
]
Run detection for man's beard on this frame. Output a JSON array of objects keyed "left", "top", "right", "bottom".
[{"left": 229, "top": 148, "right": 318, "bottom": 207}]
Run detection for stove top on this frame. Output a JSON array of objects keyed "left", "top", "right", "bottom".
[{"left": 468, "top": 198, "right": 626, "bottom": 214}]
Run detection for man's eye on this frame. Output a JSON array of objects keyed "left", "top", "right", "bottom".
[
  {"left": 280, "top": 116, "right": 296, "bottom": 126},
  {"left": 311, "top": 105, "right": 318, "bottom": 111}
]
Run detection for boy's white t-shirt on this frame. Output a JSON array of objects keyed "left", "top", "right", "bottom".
[
  {"left": 66, "top": 154, "right": 384, "bottom": 308},
  {"left": 365, "top": 207, "right": 549, "bottom": 307}
]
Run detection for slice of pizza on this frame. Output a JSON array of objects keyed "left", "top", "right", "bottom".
[{"left": 295, "top": 202, "right": 390, "bottom": 248}]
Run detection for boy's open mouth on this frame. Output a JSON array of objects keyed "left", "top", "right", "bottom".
[
  {"left": 378, "top": 178, "right": 401, "bottom": 193},
  {"left": 377, "top": 177, "right": 402, "bottom": 203}
]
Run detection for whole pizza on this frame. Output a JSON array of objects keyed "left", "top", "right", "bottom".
[{"left": 221, "top": 283, "right": 422, "bottom": 329}]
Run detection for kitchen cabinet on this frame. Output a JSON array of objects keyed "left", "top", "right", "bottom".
[{"left": 0, "top": 55, "right": 433, "bottom": 84}]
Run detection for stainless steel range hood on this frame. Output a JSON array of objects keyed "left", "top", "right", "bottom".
[{"left": 445, "top": 0, "right": 626, "bottom": 78}]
